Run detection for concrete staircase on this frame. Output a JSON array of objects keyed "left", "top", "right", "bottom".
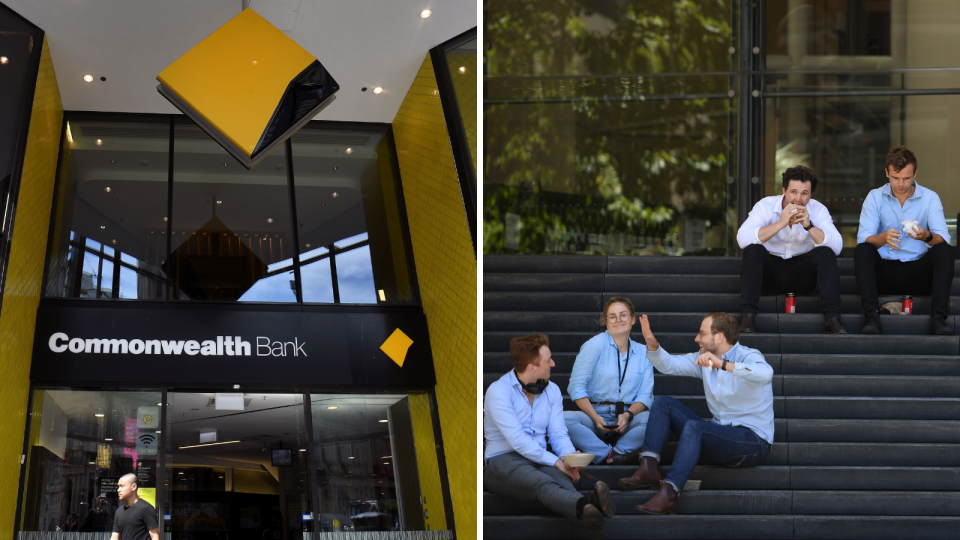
[{"left": 483, "top": 255, "right": 960, "bottom": 540}]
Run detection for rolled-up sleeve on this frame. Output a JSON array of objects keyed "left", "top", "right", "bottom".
[
  {"left": 812, "top": 203, "right": 843, "bottom": 255},
  {"left": 568, "top": 338, "right": 601, "bottom": 401},
  {"left": 646, "top": 345, "right": 703, "bottom": 379},
  {"left": 737, "top": 200, "right": 770, "bottom": 249},
  {"left": 485, "top": 384, "right": 558, "bottom": 466},
  {"left": 731, "top": 350, "right": 774, "bottom": 384},
  {"left": 545, "top": 386, "right": 575, "bottom": 459},
  {"left": 926, "top": 192, "right": 950, "bottom": 244},
  {"left": 635, "top": 356, "right": 655, "bottom": 410},
  {"left": 857, "top": 191, "right": 881, "bottom": 244}
]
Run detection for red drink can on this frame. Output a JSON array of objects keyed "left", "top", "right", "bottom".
[
  {"left": 903, "top": 295, "right": 913, "bottom": 315},
  {"left": 785, "top": 293, "right": 796, "bottom": 314}
]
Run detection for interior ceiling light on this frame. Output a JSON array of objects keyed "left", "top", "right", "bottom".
[
  {"left": 326, "top": 406, "right": 338, "bottom": 410},
  {"left": 379, "top": 419, "right": 388, "bottom": 423},
  {"left": 267, "top": 218, "right": 274, "bottom": 224},
  {"left": 104, "top": 438, "right": 113, "bottom": 441},
  {"left": 458, "top": 66, "right": 466, "bottom": 73},
  {"left": 83, "top": 75, "right": 94, "bottom": 82},
  {"left": 305, "top": 243, "right": 310, "bottom": 248},
  {"left": 105, "top": 187, "right": 111, "bottom": 192},
  {"left": 345, "top": 148, "right": 353, "bottom": 154},
  {"left": 96, "top": 139, "right": 102, "bottom": 145},
  {"left": 163, "top": 217, "right": 168, "bottom": 221},
  {"left": 332, "top": 192, "right": 338, "bottom": 198},
  {"left": 0, "top": 57, "right": 8, "bottom": 64},
  {"left": 299, "top": 448, "right": 307, "bottom": 452},
  {"left": 348, "top": 456, "right": 355, "bottom": 459},
  {"left": 420, "top": 9, "right": 432, "bottom": 18},
  {"left": 95, "top": 411, "right": 105, "bottom": 418},
  {"left": 217, "top": 200, "right": 222, "bottom": 204},
  {"left": 111, "top": 239, "right": 117, "bottom": 244},
  {"left": 373, "top": 87, "right": 383, "bottom": 94},
  {"left": 100, "top": 225, "right": 106, "bottom": 229}
]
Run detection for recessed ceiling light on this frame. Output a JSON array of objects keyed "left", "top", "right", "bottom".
[
  {"left": 345, "top": 148, "right": 353, "bottom": 154},
  {"left": 100, "top": 225, "right": 106, "bottom": 229},
  {"left": 163, "top": 217, "right": 168, "bottom": 221},
  {"left": 326, "top": 406, "right": 338, "bottom": 410},
  {"left": 89, "top": 462, "right": 96, "bottom": 465},
  {"left": 348, "top": 456, "right": 355, "bottom": 459},
  {"left": 305, "top": 243, "right": 310, "bottom": 248},
  {"left": 332, "top": 192, "right": 338, "bottom": 198},
  {"left": 420, "top": 9, "right": 432, "bottom": 18},
  {"left": 95, "top": 413, "right": 105, "bottom": 418},
  {"left": 83, "top": 75, "right": 94, "bottom": 82},
  {"left": 299, "top": 448, "right": 306, "bottom": 452},
  {"left": 104, "top": 438, "right": 113, "bottom": 441},
  {"left": 373, "top": 87, "right": 383, "bottom": 94},
  {"left": 217, "top": 200, "right": 222, "bottom": 204},
  {"left": 111, "top": 239, "right": 117, "bottom": 244},
  {"left": 458, "top": 66, "right": 466, "bottom": 74},
  {"left": 0, "top": 57, "right": 8, "bottom": 65},
  {"left": 96, "top": 139, "right": 102, "bottom": 145},
  {"left": 379, "top": 419, "right": 388, "bottom": 423},
  {"left": 105, "top": 187, "right": 111, "bottom": 193},
  {"left": 267, "top": 218, "right": 274, "bottom": 224}
]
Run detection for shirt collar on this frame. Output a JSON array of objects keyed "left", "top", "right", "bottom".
[
  {"left": 721, "top": 342, "right": 741, "bottom": 361},
  {"left": 882, "top": 180, "right": 923, "bottom": 200},
  {"left": 604, "top": 330, "right": 638, "bottom": 354},
  {"left": 772, "top": 195, "right": 785, "bottom": 215}
]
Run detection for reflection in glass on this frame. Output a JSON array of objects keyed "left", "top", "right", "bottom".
[
  {"left": 445, "top": 37, "right": 477, "bottom": 176},
  {"left": 169, "top": 122, "right": 296, "bottom": 302},
  {"left": 764, "top": 94, "right": 960, "bottom": 249},
  {"left": 45, "top": 120, "right": 170, "bottom": 299},
  {"left": 20, "top": 389, "right": 162, "bottom": 534},
  {"left": 291, "top": 126, "right": 418, "bottom": 303}
]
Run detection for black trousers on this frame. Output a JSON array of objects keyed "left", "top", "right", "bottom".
[
  {"left": 740, "top": 244, "right": 842, "bottom": 318},
  {"left": 854, "top": 242, "right": 954, "bottom": 316}
]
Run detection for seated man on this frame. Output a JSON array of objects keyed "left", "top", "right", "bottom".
[
  {"left": 484, "top": 333, "right": 615, "bottom": 536},
  {"left": 737, "top": 165, "right": 847, "bottom": 334},
  {"left": 617, "top": 313, "right": 774, "bottom": 515},
  {"left": 855, "top": 146, "right": 954, "bottom": 335}
]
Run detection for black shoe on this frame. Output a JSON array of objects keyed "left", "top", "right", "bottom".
[
  {"left": 606, "top": 451, "right": 640, "bottom": 466},
  {"left": 932, "top": 312, "right": 954, "bottom": 335},
  {"left": 586, "top": 480, "right": 615, "bottom": 518},
  {"left": 581, "top": 504, "right": 605, "bottom": 540},
  {"left": 862, "top": 310, "right": 883, "bottom": 334},
  {"left": 739, "top": 312, "right": 756, "bottom": 334},
  {"left": 824, "top": 316, "right": 848, "bottom": 334}
]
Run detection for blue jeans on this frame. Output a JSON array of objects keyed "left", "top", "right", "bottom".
[
  {"left": 641, "top": 396, "right": 771, "bottom": 492},
  {"left": 564, "top": 404, "right": 650, "bottom": 464}
]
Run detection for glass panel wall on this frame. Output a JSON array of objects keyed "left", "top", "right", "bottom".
[
  {"left": 19, "top": 389, "right": 162, "bottom": 533},
  {"left": 444, "top": 37, "right": 478, "bottom": 177},
  {"left": 484, "top": 0, "right": 738, "bottom": 255},
  {"left": 44, "top": 116, "right": 419, "bottom": 303}
]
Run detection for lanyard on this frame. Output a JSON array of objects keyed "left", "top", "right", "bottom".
[{"left": 616, "top": 346, "right": 630, "bottom": 398}]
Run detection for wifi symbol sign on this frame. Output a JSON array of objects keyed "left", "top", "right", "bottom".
[{"left": 137, "top": 432, "right": 159, "bottom": 455}]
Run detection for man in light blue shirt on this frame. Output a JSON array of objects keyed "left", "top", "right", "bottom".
[
  {"left": 484, "top": 333, "right": 615, "bottom": 535},
  {"left": 617, "top": 313, "right": 773, "bottom": 515},
  {"left": 855, "top": 146, "right": 954, "bottom": 335}
]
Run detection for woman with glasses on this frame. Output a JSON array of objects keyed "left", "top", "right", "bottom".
[{"left": 564, "top": 297, "right": 655, "bottom": 465}]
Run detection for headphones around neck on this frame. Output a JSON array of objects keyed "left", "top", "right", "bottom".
[{"left": 515, "top": 370, "right": 549, "bottom": 394}]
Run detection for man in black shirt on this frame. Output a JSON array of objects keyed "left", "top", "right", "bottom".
[{"left": 112, "top": 473, "right": 159, "bottom": 540}]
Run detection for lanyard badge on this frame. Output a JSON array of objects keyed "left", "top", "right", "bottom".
[{"left": 615, "top": 346, "right": 630, "bottom": 415}]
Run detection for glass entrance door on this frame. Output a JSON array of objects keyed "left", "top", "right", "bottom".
[{"left": 163, "top": 393, "right": 312, "bottom": 540}]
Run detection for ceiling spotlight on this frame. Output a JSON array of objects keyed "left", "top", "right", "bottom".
[
  {"left": 100, "top": 225, "right": 106, "bottom": 229},
  {"left": 105, "top": 187, "right": 111, "bottom": 193},
  {"left": 345, "top": 148, "right": 353, "bottom": 154},
  {"left": 326, "top": 406, "right": 339, "bottom": 410},
  {"left": 233, "top": 384, "right": 240, "bottom": 389},
  {"left": 89, "top": 462, "right": 96, "bottom": 465},
  {"left": 96, "top": 139, "right": 102, "bottom": 146},
  {"left": 458, "top": 66, "right": 466, "bottom": 74},
  {"left": 104, "top": 438, "right": 113, "bottom": 441},
  {"left": 267, "top": 218, "right": 274, "bottom": 224},
  {"left": 305, "top": 243, "right": 311, "bottom": 248},
  {"left": 83, "top": 75, "right": 94, "bottom": 82},
  {"left": 379, "top": 419, "right": 388, "bottom": 423},
  {"left": 95, "top": 412, "right": 105, "bottom": 418},
  {"left": 332, "top": 192, "right": 338, "bottom": 198},
  {"left": 420, "top": 9, "right": 432, "bottom": 18},
  {"left": 348, "top": 457, "right": 355, "bottom": 459},
  {"left": 217, "top": 200, "right": 222, "bottom": 204},
  {"left": 163, "top": 217, "right": 168, "bottom": 221},
  {"left": 373, "top": 87, "right": 383, "bottom": 94},
  {"left": 299, "top": 448, "right": 306, "bottom": 452},
  {"left": 0, "top": 57, "right": 8, "bottom": 65},
  {"left": 111, "top": 239, "right": 117, "bottom": 244}
]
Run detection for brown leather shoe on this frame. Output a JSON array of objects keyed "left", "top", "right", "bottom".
[
  {"left": 581, "top": 503, "right": 604, "bottom": 539},
  {"left": 739, "top": 312, "right": 756, "bottom": 334},
  {"left": 616, "top": 457, "right": 661, "bottom": 490},
  {"left": 606, "top": 451, "right": 640, "bottom": 466},
  {"left": 824, "top": 316, "right": 848, "bottom": 334},
  {"left": 634, "top": 482, "right": 677, "bottom": 515}
]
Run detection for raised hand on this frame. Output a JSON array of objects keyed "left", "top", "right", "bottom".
[{"left": 638, "top": 314, "right": 659, "bottom": 351}]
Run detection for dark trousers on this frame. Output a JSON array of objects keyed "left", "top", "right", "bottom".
[
  {"left": 740, "top": 244, "right": 842, "bottom": 318},
  {"left": 854, "top": 242, "right": 954, "bottom": 316},
  {"left": 641, "top": 397, "right": 770, "bottom": 492}
]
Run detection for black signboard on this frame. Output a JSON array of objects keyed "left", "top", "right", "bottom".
[{"left": 31, "top": 303, "right": 436, "bottom": 388}]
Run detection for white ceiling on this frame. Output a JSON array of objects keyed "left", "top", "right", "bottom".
[{"left": 4, "top": 0, "right": 476, "bottom": 123}]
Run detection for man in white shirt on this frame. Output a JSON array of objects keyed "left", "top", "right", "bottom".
[
  {"left": 737, "top": 166, "right": 847, "bottom": 334},
  {"left": 484, "top": 334, "right": 615, "bottom": 538}
]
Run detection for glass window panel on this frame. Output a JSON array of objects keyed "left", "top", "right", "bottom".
[
  {"left": 169, "top": 121, "right": 296, "bottom": 302},
  {"left": 80, "top": 251, "right": 100, "bottom": 298},
  {"left": 485, "top": 74, "right": 737, "bottom": 255},
  {"left": 336, "top": 246, "right": 377, "bottom": 304},
  {"left": 19, "top": 389, "right": 162, "bottom": 534},
  {"left": 45, "top": 119, "right": 169, "bottom": 299},
  {"left": 484, "top": 1, "right": 735, "bottom": 78},
  {"left": 763, "top": 94, "right": 960, "bottom": 249},
  {"left": 334, "top": 232, "right": 368, "bottom": 249},
  {"left": 237, "top": 269, "right": 296, "bottom": 302},
  {"left": 118, "top": 266, "right": 139, "bottom": 299},
  {"left": 120, "top": 252, "right": 138, "bottom": 267},
  {"left": 292, "top": 126, "right": 418, "bottom": 304},
  {"left": 300, "top": 258, "right": 334, "bottom": 303},
  {"left": 102, "top": 245, "right": 115, "bottom": 258},
  {"left": 299, "top": 245, "right": 329, "bottom": 262},
  {"left": 765, "top": 0, "right": 960, "bottom": 71},
  {"left": 100, "top": 259, "right": 115, "bottom": 298},
  {"left": 445, "top": 36, "right": 478, "bottom": 176}
]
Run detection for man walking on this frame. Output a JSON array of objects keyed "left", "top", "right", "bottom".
[
  {"left": 737, "top": 165, "right": 847, "bottom": 334},
  {"left": 484, "top": 333, "right": 615, "bottom": 537},
  {"left": 618, "top": 313, "right": 774, "bottom": 514},
  {"left": 112, "top": 473, "right": 159, "bottom": 540},
  {"left": 855, "top": 146, "right": 954, "bottom": 335}
]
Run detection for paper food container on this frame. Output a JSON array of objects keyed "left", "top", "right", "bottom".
[{"left": 561, "top": 453, "right": 596, "bottom": 468}]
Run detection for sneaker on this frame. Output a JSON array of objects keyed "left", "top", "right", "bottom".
[
  {"left": 932, "top": 312, "right": 954, "bottom": 335},
  {"left": 862, "top": 310, "right": 883, "bottom": 334}
]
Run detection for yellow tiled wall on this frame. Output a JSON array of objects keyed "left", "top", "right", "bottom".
[
  {"left": 408, "top": 392, "right": 446, "bottom": 531},
  {"left": 0, "top": 37, "right": 63, "bottom": 539},
  {"left": 392, "top": 54, "right": 476, "bottom": 540}
]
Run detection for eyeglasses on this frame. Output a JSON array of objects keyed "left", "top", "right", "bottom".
[
  {"left": 697, "top": 330, "right": 718, "bottom": 337},
  {"left": 606, "top": 313, "right": 632, "bottom": 323}
]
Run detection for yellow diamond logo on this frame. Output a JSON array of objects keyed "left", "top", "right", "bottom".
[{"left": 380, "top": 328, "right": 413, "bottom": 367}]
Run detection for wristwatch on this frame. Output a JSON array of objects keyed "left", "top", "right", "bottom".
[
  {"left": 721, "top": 358, "right": 729, "bottom": 371},
  {"left": 925, "top": 232, "right": 934, "bottom": 242},
  {"left": 626, "top": 410, "right": 635, "bottom": 419},
  {"left": 803, "top": 220, "right": 815, "bottom": 231}
]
